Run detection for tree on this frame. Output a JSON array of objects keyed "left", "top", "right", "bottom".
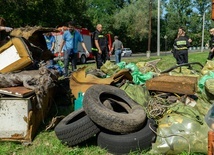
[
  {"left": 164, "top": 0, "right": 193, "bottom": 48},
  {"left": 0, "top": 0, "right": 91, "bottom": 28}
]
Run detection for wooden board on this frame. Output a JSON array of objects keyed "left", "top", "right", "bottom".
[
  {"left": 0, "top": 86, "right": 34, "bottom": 97},
  {"left": 146, "top": 75, "right": 198, "bottom": 95}
]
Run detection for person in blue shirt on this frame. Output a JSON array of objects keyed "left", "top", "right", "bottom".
[
  {"left": 44, "top": 32, "right": 56, "bottom": 65},
  {"left": 58, "top": 21, "right": 89, "bottom": 77},
  {"left": 44, "top": 32, "right": 55, "bottom": 53}
]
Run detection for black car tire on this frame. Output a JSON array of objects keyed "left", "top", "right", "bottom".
[
  {"left": 83, "top": 84, "right": 147, "bottom": 133},
  {"left": 97, "top": 118, "right": 157, "bottom": 155},
  {"left": 54, "top": 108, "right": 100, "bottom": 146}
]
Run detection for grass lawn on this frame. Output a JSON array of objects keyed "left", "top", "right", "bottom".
[{"left": 0, "top": 51, "right": 209, "bottom": 155}]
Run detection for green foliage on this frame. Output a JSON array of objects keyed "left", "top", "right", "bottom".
[
  {"left": 0, "top": 0, "right": 91, "bottom": 28},
  {"left": 0, "top": 0, "right": 213, "bottom": 55},
  {"left": 164, "top": 0, "right": 213, "bottom": 50}
]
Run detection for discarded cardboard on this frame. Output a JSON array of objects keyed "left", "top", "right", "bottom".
[{"left": 146, "top": 75, "right": 198, "bottom": 95}]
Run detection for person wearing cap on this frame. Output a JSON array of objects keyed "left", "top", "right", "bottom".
[
  {"left": 110, "top": 35, "right": 123, "bottom": 64},
  {"left": 173, "top": 27, "right": 191, "bottom": 64},
  {"left": 207, "top": 28, "right": 214, "bottom": 60},
  {"left": 58, "top": 21, "right": 89, "bottom": 76}
]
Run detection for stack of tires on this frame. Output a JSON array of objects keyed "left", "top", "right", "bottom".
[{"left": 55, "top": 84, "right": 157, "bottom": 154}]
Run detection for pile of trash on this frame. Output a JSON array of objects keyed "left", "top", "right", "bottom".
[
  {"left": 53, "top": 59, "right": 214, "bottom": 154},
  {"left": 0, "top": 26, "right": 62, "bottom": 142}
]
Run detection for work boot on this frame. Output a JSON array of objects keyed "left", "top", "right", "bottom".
[{"left": 72, "top": 65, "right": 77, "bottom": 72}]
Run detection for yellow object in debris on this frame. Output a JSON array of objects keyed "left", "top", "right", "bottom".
[{"left": 0, "top": 37, "right": 33, "bottom": 73}]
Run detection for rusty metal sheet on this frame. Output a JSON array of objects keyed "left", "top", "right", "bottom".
[
  {"left": 0, "top": 88, "right": 54, "bottom": 143},
  {"left": 0, "top": 86, "right": 34, "bottom": 97},
  {"left": 0, "top": 96, "right": 33, "bottom": 142},
  {"left": 146, "top": 75, "right": 198, "bottom": 95}
]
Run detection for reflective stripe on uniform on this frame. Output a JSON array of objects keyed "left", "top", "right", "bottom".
[
  {"left": 91, "top": 48, "right": 98, "bottom": 51},
  {"left": 176, "top": 40, "right": 187, "bottom": 45},
  {"left": 176, "top": 47, "right": 188, "bottom": 50},
  {"left": 98, "top": 35, "right": 104, "bottom": 38}
]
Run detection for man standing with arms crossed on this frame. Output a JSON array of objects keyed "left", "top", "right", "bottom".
[
  {"left": 92, "top": 24, "right": 109, "bottom": 69},
  {"left": 207, "top": 28, "right": 214, "bottom": 60},
  {"left": 58, "top": 21, "right": 89, "bottom": 77}
]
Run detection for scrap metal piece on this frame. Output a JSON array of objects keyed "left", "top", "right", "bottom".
[
  {"left": 0, "top": 87, "right": 54, "bottom": 143},
  {"left": 0, "top": 86, "right": 34, "bottom": 97},
  {"left": 146, "top": 75, "right": 198, "bottom": 95},
  {"left": 160, "top": 62, "right": 203, "bottom": 74}
]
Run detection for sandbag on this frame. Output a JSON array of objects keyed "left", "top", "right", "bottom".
[
  {"left": 120, "top": 82, "right": 150, "bottom": 107},
  {"left": 198, "top": 71, "right": 214, "bottom": 93},
  {"left": 205, "top": 78, "right": 214, "bottom": 95},
  {"left": 100, "top": 60, "right": 120, "bottom": 76},
  {"left": 201, "top": 60, "right": 214, "bottom": 75},
  {"left": 149, "top": 113, "right": 209, "bottom": 154}
]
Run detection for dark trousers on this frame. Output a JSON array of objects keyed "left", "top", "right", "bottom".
[
  {"left": 175, "top": 50, "right": 188, "bottom": 64},
  {"left": 94, "top": 48, "right": 109, "bottom": 69},
  {"left": 208, "top": 51, "right": 214, "bottom": 60},
  {"left": 64, "top": 50, "right": 78, "bottom": 76}
]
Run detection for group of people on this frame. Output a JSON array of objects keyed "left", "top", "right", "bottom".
[
  {"left": 2, "top": 17, "right": 214, "bottom": 76},
  {"left": 56, "top": 21, "right": 124, "bottom": 77},
  {"left": 0, "top": 17, "right": 125, "bottom": 77}
]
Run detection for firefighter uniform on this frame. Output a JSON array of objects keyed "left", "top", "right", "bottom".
[
  {"left": 92, "top": 30, "right": 108, "bottom": 69},
  {"left": 173, "top": 36, "right": 190, "bottom": 64},
  {"left": 207, "top": 35, "right": 214, "bottom": 60}
]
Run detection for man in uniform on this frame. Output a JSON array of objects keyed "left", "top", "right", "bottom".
[
  {"left": 92, "top": 24, "right": 108, "bottom": 69},
  {"left": 173, "top": 27, "right": 190, "bottom": 64},
  {"left": 207, "top": 28, "right": 214, "bottom": 60}
]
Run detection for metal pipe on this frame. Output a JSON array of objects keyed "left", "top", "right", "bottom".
[
  {"left": 157, "top": 0, "right": 160, "bottom": 56},
  {"left": 148, "top": 0, "right": 152, "bottom": 52},
  {"left": 201, "top": 12, "right": 205, "bottom": 52}
]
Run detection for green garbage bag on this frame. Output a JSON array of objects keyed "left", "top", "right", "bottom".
[
  {"left": 125, "top": 62, "right": 139, "bottom": 72},
  {"left": 117, "top": 61, "right": 126, "bottom": 69},
  {"left": 198, "top": 71, "right": 214, "bottom": 92},
  {"left": 131, "top": 71, "right": 154, "bottom": 85},
  {"left": 124, "top": 62, "right": 154, "bottom": 85}
]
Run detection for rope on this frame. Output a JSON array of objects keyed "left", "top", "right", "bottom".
[{"left": 147, "top": 96, "right": 170, "bottom": 119}]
